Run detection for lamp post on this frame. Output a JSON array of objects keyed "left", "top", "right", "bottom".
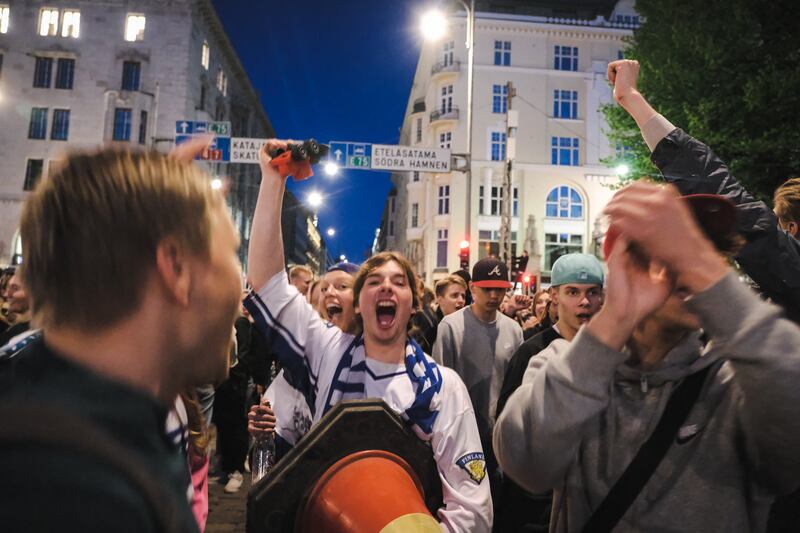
[{"left": 421, "top": 1, "right": 475, "bottom": 259}]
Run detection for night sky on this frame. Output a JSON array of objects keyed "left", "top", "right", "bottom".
[{"left": 212, "top": 0, "right": 431, "bottom": 262}]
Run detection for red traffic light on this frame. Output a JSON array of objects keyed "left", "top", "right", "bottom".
[
  {"left": 459, "top": 240, "right": 470, "bottom": 250},
  {"left": 523, "top": 275, "right": 531, "bottom": 284}
]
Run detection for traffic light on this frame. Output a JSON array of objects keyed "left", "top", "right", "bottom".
[{"left": 458, "top": 240, "right": 470, "bottom": 270}]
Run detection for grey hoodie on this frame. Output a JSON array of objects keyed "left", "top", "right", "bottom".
[{"left": 494, "top": 272, "right": 800, "bottom": 532}]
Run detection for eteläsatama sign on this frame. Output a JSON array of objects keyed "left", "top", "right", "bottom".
[{"left": 371, "top": 145, "right": 451, "bottom": 172}]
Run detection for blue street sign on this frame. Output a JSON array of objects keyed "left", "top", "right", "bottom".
[
  {"left": 175, "top": 134, "right": 230, "bottom": 162},
  {"left": 329, "top": 141, "right": 372, "bottom": 169},
  {"left": 175, "top": 120, "right": 230, "bottom": 137}
]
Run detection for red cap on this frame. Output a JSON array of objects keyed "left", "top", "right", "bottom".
[{"left": 603, "top": 194, "right": 738, "bottom": 260}]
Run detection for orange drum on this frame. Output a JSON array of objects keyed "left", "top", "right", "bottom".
[{"left": 296, "top": 450, "right": 441, "bottom": 533}]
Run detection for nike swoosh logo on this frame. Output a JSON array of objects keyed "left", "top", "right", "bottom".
[{"left": 676, "top": 424, "right": 702, "bottom": 445}]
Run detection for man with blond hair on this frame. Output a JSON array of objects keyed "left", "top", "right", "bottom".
[
  {"left": 288, "top": 264, "right": 314, "bottom": 296},
  {"left": 0, "top": 140, "right": 240, "bottom": 532}
]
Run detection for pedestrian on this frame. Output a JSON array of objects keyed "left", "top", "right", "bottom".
[
  {"left": 432, "top": 257, "right": 524, "bottom": 511},
  {"left": 434, "top": 275, "right": 467, "bottom": 318},
  {"left": 244, "top": 140, "right": 492, "bottom": 531},
  {"left": 288, "top": 265, "right": 314, "bottom": 297},
  {"left": 493, "top": 253, "right": 604, "bottom": 532},
  {"left": 521, "top": 289, "right": 550, "bottom": 339},
  {"left": 0, "top": 270, "right": 32, "bottom": 346},
  {"left": 494, "top": 181, "right": 800, "bottom": 532},
  {"left": 0, "top": 139, "right": 240, "bottom": 532},
  {"left": 411, "top": 279, "right": 439, "bottom": 354}
]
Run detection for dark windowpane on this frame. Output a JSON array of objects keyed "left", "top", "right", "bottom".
[
  {"left": 139, "top": 110, "right": 148, "bottom": 144},
  {"left": 122, "top": 61, "right": 141, "bottom": 91},
  {"left": 55, "top": 58, "right": 75, "bottom": 89},
  {"left": 51, "top": 109, "right": 70, "bottom": 140},
  {"left": 24, "top": 160, "right": 44, "bottom": 191},
  {"left": 33, "top": 57, "right": 53, "bottom": 88},
  {"left": 113, "top": 108, "right": 132, "bottom": 141},
  {"left": 28, "top": 108, "right": 48, "bottom": 139}
]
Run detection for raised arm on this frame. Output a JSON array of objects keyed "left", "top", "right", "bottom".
[{"left": 248, "top": 141, "right": 289, "bottom": 290}]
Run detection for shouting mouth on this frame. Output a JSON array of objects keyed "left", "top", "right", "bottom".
[
  {"left": 376, "top": 300, "right": 397, "bottom": 329},
  {"left": 327, "top": 304, "right": 343, "bottom": 320},
  {"left": 576, "top": 312, "right": 592, "bottom": 323}
]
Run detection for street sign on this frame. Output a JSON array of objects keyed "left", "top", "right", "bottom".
[
  {"left": 175, "top": 133, "right": 230, "bottom": 161},
  {"left": 175, "top": 120, "right": 232, "bottom": 161},
  {"left": 371, "top": 145, "right": 450, "bottom": 172},
  {"left": 175, "top": 120, "right": 230, "bottom": 137},
  {"left": 230, "top": 137, "right": 267, "bottom": 164},
  {"left": 329, "top": 141, "right": 451, "bottom": 172}
]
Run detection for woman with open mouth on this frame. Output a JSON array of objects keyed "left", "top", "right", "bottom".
[{"left": 244, "top": 141, "right": 492, "bottom": 532}]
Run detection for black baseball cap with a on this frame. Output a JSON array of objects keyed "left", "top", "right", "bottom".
[{"left": 471, "top": 257, "right": 513, "bottom": 289}]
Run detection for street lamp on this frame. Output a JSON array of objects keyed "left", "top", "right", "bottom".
[
  {"left": 615, "top": 164, "right": 630, "bottom": 178},
  {"left": 324, "top": 162, "right": 339, "bottom": 176},
  {"left": 339, "top": 254, "right": 347, "bottom": 262},
  {"left": 420, "top": 10, "right": 447, "bottom": 40},
  {"left": 307, "top": 190, "right": 323, "bottom": 208},
  {"left": 326, "top": 227, "right": 336, "bottom": 237},
  {"left": 421, "top": 1, "right": 475, "bottom": 259}
]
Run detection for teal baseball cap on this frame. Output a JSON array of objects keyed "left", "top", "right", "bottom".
[{"left": 551, "top": 253, "right": 604, "bottom": 287}]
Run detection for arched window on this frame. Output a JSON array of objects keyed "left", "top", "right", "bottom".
[{"left": 545, "top": 186, "right": 583, "bottom": 219}]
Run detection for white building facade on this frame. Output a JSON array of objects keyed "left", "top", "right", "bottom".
[
  {"left": 0, "top": 0, "right": 273, "bottom": 266},
  {"left": 385, "top": 0, "right": 640, "bottom": 286}
]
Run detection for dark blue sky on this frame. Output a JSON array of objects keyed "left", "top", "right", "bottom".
[{"left": 212, "top": 0, "right": 431, "bottom": 261}]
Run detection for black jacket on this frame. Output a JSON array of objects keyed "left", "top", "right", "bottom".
[
  {"left": 494, "top": 326, "right": 562, "bottom": 533},
  {"left": 652, "top": 128, "right": 800, "bottom": 323}
]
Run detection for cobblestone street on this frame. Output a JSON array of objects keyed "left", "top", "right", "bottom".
[{"left": 206, "top": 469, "right": 250, "bottom": 533}]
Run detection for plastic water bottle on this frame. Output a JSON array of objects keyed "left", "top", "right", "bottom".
[{"left": 251, "top": 432, "right": 276, "bottom": 484}]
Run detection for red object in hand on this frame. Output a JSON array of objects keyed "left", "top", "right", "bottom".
[{"left": 269, "top": 151, "right": 314, "bottom": 181}]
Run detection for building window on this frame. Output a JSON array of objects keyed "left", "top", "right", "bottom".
[
  {"left": 199, "top": 84, "right": 207, "bottom": 111},
  {"left": 38, "top": 8, "right": 59, "bottom": 36},
  {"left": 553, "top": 90, "right": 578, "bottom": 119},
  {"left": 554, "top": 45, "right": 579, "bottom": 71},
  {"left": 618, "top": 49, "right": 625, "bottom": 60},
  {"left": 443, "top": 40, "right": 454, "bottom": 66},
  {"left": 55, "top": 58, "right": 75, "bottom": 89},
  {"left": 490, "top": 131, "right": 507, "bottom": 161},
  {"left": 416, "top": 118, "right": 422, "bottom": 143},
  {"left": 217, "top": 69, "right": 227, "bottom": 96},
  {"left": 50, "top": 109, "right": 70, "bottom": 140},
  {"left": 440, "top": 84, "right": 453, "bottom": 113},
  {"left": 615, "top": 143, "right": 632, "bottom": 158},
  {"left": 412, "top": 171, "right": 420, "bottom": 182},
  {"left": 545, "top": 233, "right": 583, "bottom": 271},
  {"left": 113, "top": 108, "right": 132, "bottom": 141},
  {"left": 478, "top": 230, "right": 517, "bottom": 260},
  {"left": 494, "top": 40, "right": 511, "bottom": 66},
  {"left": 411, "top": 203, "right": 419, "bottom": 228},
  {"left": 551, "top": 137, "right": 579, "bottom": 166},
  {"left": 24, "top": 159, "right": 44, "bottom": 191},
  {"left": 201, "top": 40, "right": 210, "bottom": 70},
  {"left": 33, "top": 56, "right": 53, "bottom": 88},
  {"left": 481, "top": 186, "right": 518, "bottom": 216},
  {"left": 439, "top": 131, "right": 452, "bottom": 149},
  {"left": 438, "top": 185, "right": 450, "bottom": 215},
  {"left": 139, "top": 110, "right": 148, "bottom": 144},
  {"left": 122, "top": 61, "right": 141, "bottom": 91},
  {"left": 545, "top": 186, "right": 584, "bottom": 219},
  {"left": 61, "top": 9, "right": 79, "bottom": 38},
  {"left": 390, "top": 196, "right": 396, "bottom": 213},
  {"left": 28, "top": 107, "right": 48, "bottom": 139},
  {"left": 492, "top": 84, "right": 508, "bottom": 114},
  {"left": 436, "top": 229, "right": 449, "bottom": 268},
  {"left": 388, "top": 220, "right": 394, "bottom": 237},
  {"left": 125, "top": 14, "right": 146, "bottom": 41},
  {"left": 0, "top": 5, "right": 9, "bottom": 34}
]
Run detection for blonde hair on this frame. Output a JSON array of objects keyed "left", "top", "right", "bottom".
[
  {"left": 288, "top": 264, "right": 314, "bottom": 280},
  {"left": 774, "top": 177, "right": 800, "bottom": 226},
  {"left": 434, "top": 275, "right": 467, "bottom": 297},
  {"left": 20, "top": 146, "right": 219, "bottom": 330}
]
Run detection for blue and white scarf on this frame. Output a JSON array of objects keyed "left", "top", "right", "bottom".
[{"left": 322, "top": 335, "right": 443, "bottom": 436}]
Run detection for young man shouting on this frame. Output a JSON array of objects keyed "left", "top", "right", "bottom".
[{"left": 245, "top": 141, "right": 492, "bottom": 532}]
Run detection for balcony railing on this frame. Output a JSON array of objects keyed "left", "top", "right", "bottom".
[
  {"left": 430, "top": 106, "right": 459, "bottom": 123},
  {"left": 431, "top": 60, "right": 461, "bottom": 76}
]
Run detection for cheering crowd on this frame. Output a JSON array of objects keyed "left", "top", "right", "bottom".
[{"left": 2, "top": 60, "right": 800, "bottom": 533}]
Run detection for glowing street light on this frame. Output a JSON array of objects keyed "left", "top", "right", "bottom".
[
  {"left": 211, "top": 178, "right": 223, "bottom": 190},
  {"left": 307, "top": 190, "right": 323, "bottom": 208},
  {"left": 420, "top": 10, "right": 447, "bottom": 41},
  {"left": 324, "top": 162, "right": 339, "bottom": 176},
  {"left": 339, "top": 254, "right": 347, "bottom": 262},
  {"left": 326, "top": 228, "right": 336, "bottom": 237},
  {"left": 615, "top": 164, "right": 630, "bottom": 177}
]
